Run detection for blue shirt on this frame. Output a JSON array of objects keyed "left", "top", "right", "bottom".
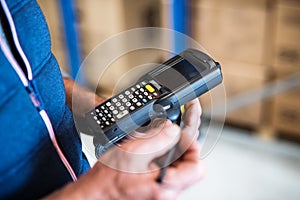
[{"left": 0, "top": 0, "right": 89, "bottom": 198}]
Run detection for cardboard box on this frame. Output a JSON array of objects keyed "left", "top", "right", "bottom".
[
  {"left": 76, "top": 0, "right": 162, "bottom": 55},
  {"left": 273, "top": 1, "right": 300, "bottom": 71},
  {"left": 272, "top": 93, "right": 300, "bottom": 136},
  {"left": 76, "top": 0, "right": 164, "bottom": 94},
  {"left": 196, "top": 0, "right": 268, "bottom": 9},
  {"left": 90, "top": 49, "right": 166, "bottom": 97},
  {"left": 76, "top": 0, "right": 124, "bottom": 56},
  {"left": 192, "top": 0, "right": 270, "bottom": 65},
  {"left": 268, "top": 68, "right": 300, "bottom": 136},
  {"left": 200, "top": 60, "right": 267, "bottom": 127},
  {"left": 160, "top": 0, "right": 171, "bottom": 28}
]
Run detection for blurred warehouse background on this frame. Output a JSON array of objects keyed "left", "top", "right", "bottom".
[{"left": 37, "top": 0, "right": 300, "bottom": 199}]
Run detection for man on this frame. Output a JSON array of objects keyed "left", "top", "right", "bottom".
[{"left": 0, "top": 0, "right": 203, "bottom": 199}]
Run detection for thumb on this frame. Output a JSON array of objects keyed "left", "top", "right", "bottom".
[
  {"left": 122, "top": 120, "right": 181, "bottom": 172},
  {"left": 98, "top": 119, "right": 181, "bottom": 173},
  {"left": 131, "top": 120, "right": 180, "bottom": 154}
]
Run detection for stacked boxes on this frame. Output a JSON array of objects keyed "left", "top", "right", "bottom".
[
  {"left": 271, "top": 0, "right": 300, "bottom": 137},
  {"left": 192, "top": 0, "right": 270, "bottom": 65},
  {"left": 273, "top": 0, "right": 300, "bottom": 71},
  {"left": 221, "top": 62, "right": 267, "bottom": 127},
  {"left": 38, "top": 0, "right": 300, "bottom": 137},
  {"left": 192, "top": 0, "right": 271, "bottom": 128},
  {"left": 193, "top": 0, "right": 300, "bottom": 137},
  {"left": 272, "top": 85, "right": 300, "bottom": 136},
  {"left": 76, "top": 0, "right": 163, "bottom": 96}
]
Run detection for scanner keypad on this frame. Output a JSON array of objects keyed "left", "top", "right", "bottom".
[{"left": 90, "top": 81, "right": 159, "bottom": 129}]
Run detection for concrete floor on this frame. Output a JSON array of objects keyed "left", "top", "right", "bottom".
[{"left": 179, "top": 125, "right": 300, "bottom": 200}]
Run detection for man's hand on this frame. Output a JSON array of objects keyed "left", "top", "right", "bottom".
[{"left": 44, "top": 99, "right": 203, "bottom": 200}]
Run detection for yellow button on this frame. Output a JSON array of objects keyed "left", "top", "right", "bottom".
[{"left": 145, "top": 85, "right": 155, "bottom": 93}]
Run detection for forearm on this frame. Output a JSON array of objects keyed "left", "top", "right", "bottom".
[
  {"left": 63, "top": 78, "right": 105, "bottom": 117},
  {"left": 42, "top": 163, "right": 114, "bottom": 200}
]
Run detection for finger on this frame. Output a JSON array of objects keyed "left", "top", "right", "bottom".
[
  {"left": 155, "top": 100, "right": 202, "bottom": 167},
  {"left": 125, "top": 120, "right": 180, "bottom": 155},
  {"left": 182, "top": 98, "right": 202, "bottom": 129},
  {"left": 162, "top": 141, "right": 204, "bottom": 190},
  {"left": 117, "top": 120, "right": 181, "bottom": 172},
  {"left": 173, "top": 141, "right": 201, "bottom": 164},
  {"left": 177, "top": 99, "right": 202, "bottom": 154}
]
